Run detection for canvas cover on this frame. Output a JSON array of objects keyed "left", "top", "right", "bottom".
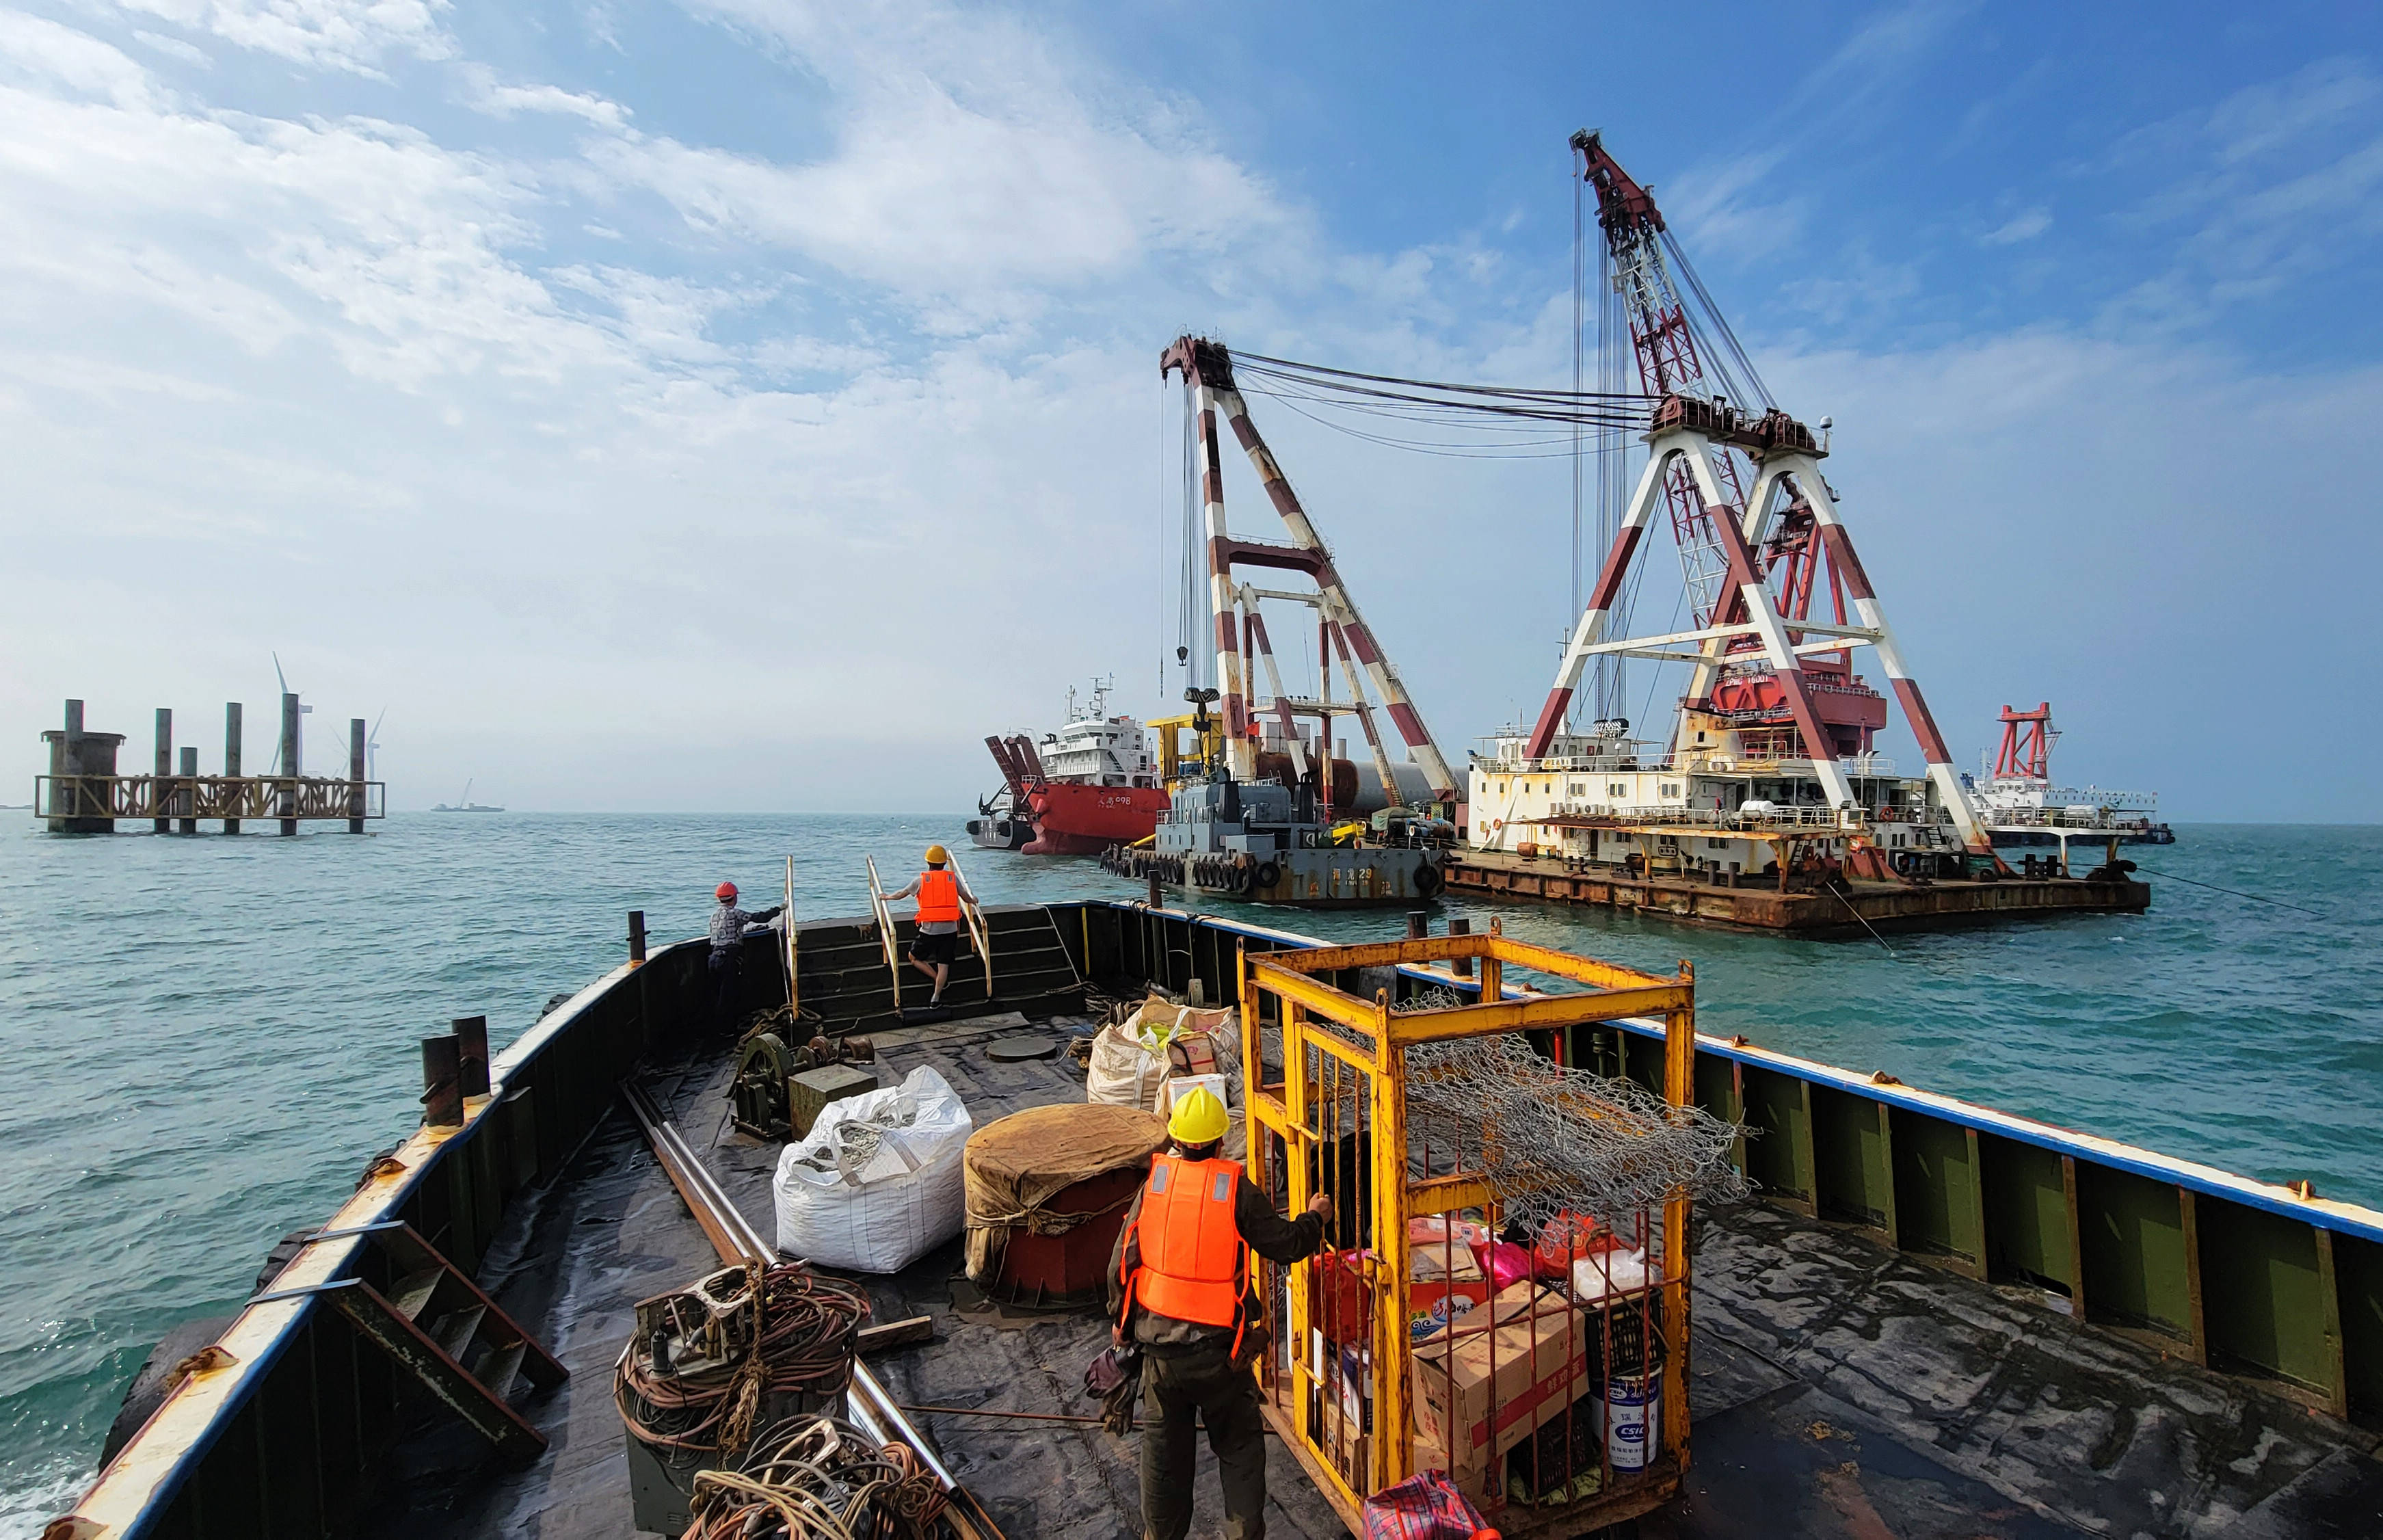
[{"left": 962, "top": 1102, "right": 1169, "bottom": 1284}]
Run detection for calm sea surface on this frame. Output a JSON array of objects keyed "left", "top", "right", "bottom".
[{"left": 2, "top": 814, "right": 2376, "bottom": 1527}]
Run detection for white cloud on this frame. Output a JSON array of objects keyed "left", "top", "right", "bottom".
[
  {"left": 113, "top": 0, "right": 453, "bottom": 76},
  {"left": 131, "top": 28, "right": 211, "bottom": 67},
  {"left": 590, "top": 0, "right": 1303, "bottom": 314},
  {"left": 459, "top": 63, "right": 628, "bottom": 129},
  {"left": 1982, "top": 207, "right": 2050, "bottom": 245},
  {"left": 0, "top": 11, "right": 162, "bottom": 107}
]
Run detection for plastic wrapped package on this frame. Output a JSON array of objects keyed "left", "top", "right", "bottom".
[
  {"left": 773, "top": 1066, "right": 973, "bottom": 1272},
  {"left": 1087, "top": 996, "right": 1245, "bottom": 1160}
]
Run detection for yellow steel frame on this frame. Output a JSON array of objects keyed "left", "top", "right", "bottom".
[
  {"left": 1149, "top": 710, "right": 1226, "bottom": 789},
  {"left": 1234, "top": 920, "right": 1697, "bottom": 1524}
]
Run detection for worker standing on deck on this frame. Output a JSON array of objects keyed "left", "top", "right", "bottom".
[
  {"left": 881, "top": 845, "right": 974, "bottom": 1007},
  {"left": 707, "top": 881, "right": 782, "bottom": 1030},
  {"left": 1110, "top": 1088, "right": 1332, "bottom": 1540}
]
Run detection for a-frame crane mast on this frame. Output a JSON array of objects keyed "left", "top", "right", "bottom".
[{"left": 1521, "top": 132, "right": 1992, "bottom": 854}]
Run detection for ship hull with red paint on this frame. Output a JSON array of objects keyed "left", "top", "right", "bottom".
[{"left": 1024, "top": 782, "right": 1170, "bottom": 855}]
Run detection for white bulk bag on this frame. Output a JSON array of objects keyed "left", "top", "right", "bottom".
[{"left": 773, "top": 1065, "right": 973, "bottom": 1273}]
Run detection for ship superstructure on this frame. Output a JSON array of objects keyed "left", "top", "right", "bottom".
[
  {"left": 1033, "top": 678, "right": 1160, "bottom": 787},
  {"left": 1966, "top": 702, "right": 2172, "bottom": 849}
]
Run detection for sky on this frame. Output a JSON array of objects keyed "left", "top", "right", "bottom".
[{"left": 2, "top": 0, "right": 2379, "bottom": 819}]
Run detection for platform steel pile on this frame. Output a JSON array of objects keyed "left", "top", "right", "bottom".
[{"left": 1235, "top": 925, "right": 1715, "bottom": 1532}]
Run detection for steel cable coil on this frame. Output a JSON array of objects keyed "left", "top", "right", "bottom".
[
  {"left": 615, "top": 1262, "right": 870, "bottom": 1456},
  {"left": 682, "top": 1415, "right": 947, "bottom": 1540}
]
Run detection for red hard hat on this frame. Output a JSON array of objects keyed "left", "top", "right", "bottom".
[{"left": 716, "top": 881, "right": 738, "bottom": 900}]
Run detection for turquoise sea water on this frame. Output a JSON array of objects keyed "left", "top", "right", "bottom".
[{"left": 1, "top": 814, "right": 2376, "bottom": 1529}]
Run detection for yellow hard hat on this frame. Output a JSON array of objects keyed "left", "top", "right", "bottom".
[
  {"left": 1168, "top": 1086, "right": 1230, "bottom": 1145},
  {"left": 925, "top": 844, "right": 949, "bottom": 864}
]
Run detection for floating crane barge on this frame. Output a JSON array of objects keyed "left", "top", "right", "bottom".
[{"left": 1444, "top": 133, "right": 2148, "bottom": 934}]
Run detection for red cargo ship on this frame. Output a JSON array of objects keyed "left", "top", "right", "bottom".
[{"left": 982, "top": 680, "right": 1171, "bottom": 855}]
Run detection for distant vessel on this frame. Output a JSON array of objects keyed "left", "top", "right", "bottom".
[
  {"left": 982, "top": 678, "right": 1170, "bottom": 855},
  {"left": 1965, "top": 703, "right": 2172, "bottom": 847},
  {"left": 431, "top": 778, "right": 504, "bottom": 814}
]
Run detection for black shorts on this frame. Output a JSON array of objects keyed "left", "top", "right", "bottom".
[{"left": 912, "top": 931, "right": 960, "bottom": 964}]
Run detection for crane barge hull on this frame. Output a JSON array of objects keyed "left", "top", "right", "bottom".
[{"left": 1446, "top": 845, "right": 2148, "bottom": 935}]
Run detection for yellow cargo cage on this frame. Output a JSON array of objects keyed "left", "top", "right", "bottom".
[{"left": 1233, "top": 923, "right": 1698, "bottom": 1534}]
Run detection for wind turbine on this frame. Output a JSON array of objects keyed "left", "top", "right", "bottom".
[
  {"left": 365, "top": 708, "right": 386, "bottom": 782},
  {"left": 265, "top": 652, "right": 313, "bottom": 775}
]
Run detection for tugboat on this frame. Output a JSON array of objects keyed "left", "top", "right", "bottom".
[{"left": 965, "top": 780, "right": 1031, "bottom": 850}]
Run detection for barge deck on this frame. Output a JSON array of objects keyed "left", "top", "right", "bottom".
[
  {"left": 372, "top": 1013, "right": 2383, "bottom": 1539},
  {"left": 1445, "top": 846, "right": 2150, "bottom": 935},
  {"left": 60, "top": 901, "right": 2383, "bottom": 1539}
]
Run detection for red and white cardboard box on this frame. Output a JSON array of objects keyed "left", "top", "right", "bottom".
[{"left": 1408, "top": 1282, "right": 1593, "bottom": 1503}]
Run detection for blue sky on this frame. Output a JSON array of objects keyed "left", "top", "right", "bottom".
[{"left": 1, "top": 0, "right": 2378, "bottom": 818}]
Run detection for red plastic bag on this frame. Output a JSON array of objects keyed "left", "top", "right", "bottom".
[
  {"left": 1467, "top": 1236, "right": 1532, "bottom": 1294},
  {"left": 1360, "top": 1471, "right": 1495, "bottom": 1540},
  {"left": 1316, "top": 1249, "right": 1375, "bottom": 1344}
]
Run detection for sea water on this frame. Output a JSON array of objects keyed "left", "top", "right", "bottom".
[{"left": 1, "top": 814, "right": 2375, "bottom": 1527}]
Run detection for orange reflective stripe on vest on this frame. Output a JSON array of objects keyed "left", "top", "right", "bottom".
[
  {"left": 916, "top": 869, "right": 961, "bottom": 924},
  {"left": 1126, "top": 1152, "right": 1244, "bottom": 1329}
]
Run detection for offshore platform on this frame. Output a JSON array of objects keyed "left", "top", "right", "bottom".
[{"left": 36, "top": 695, "right": 384, "bottom": 835}]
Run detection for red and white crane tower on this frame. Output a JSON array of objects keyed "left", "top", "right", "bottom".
[
  {"left": 1527, "top": 130, "right": 1992, "bottom": 853},
  {"left": 1160, "top": 336, "right": 1459, "bottom": 808}
]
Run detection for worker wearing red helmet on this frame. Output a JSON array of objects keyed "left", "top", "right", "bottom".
[
  {"left": 1109, "top": 1087, "right": 1332, "bottom": 1540},
  {"left": 707, "top": 880, "right": 781, "bottom": 1030}
]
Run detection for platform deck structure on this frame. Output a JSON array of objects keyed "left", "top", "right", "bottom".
[
  {"left": 35, "top": 775, "right": 386, "bottom": 828},
  {"left": 55, "top": 901, "right": 2383, "bottom": 1539}
]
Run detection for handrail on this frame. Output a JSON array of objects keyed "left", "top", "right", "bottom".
[
  {"left": 864, "top": 856, "right": 901, "bottom": 1013},
  {"left": 943, "top": 853, "right": 995, "bottom": 995},
  {"left": 781, "top": 855, "right": 799, "bottom": 1018}
]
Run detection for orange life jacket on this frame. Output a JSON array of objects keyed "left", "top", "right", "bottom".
[
  {"left": 916, "top": 869, "right": 961, "bottom": 924},
  {"left": 1121, "top": 1153, "right": 1247, "bottom": 1338}
]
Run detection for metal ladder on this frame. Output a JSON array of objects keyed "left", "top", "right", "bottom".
[{"left": 253, "top": 1219, "right": 568, "bottom": 1465}]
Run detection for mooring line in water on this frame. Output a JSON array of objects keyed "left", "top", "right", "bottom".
[
  {"left": 1829, "top": 884, "right": 1896, "bottom": 956},
  {"left": 2131, "top": 868, "right": 2324, "bottom": 917}
]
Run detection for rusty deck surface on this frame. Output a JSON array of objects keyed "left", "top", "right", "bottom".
[
  {"left": 1446, "top": 847, "right": 2151, "bottom": 936},
  {"left": 369, "top": 1015, "right": 2378, "bottom": 1539}
]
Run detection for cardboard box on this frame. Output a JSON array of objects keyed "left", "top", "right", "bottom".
[
  {"left": 1409, "top": 1282, "right": 1594, "bottom": 1501},
  {"left": 1157, "top": 1072, "right": 1229, "bottom": 1122},
  {"left": 1407, "top": 1217, "right": 1492, "bottom": 1342}
]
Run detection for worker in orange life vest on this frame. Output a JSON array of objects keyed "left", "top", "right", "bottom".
[
  {"left": 880, "top": 845, "right": 974, "bottom": 1007},
  {"left": 1109, "top": 1087, "right": 1332, "bottom": 1540}
]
